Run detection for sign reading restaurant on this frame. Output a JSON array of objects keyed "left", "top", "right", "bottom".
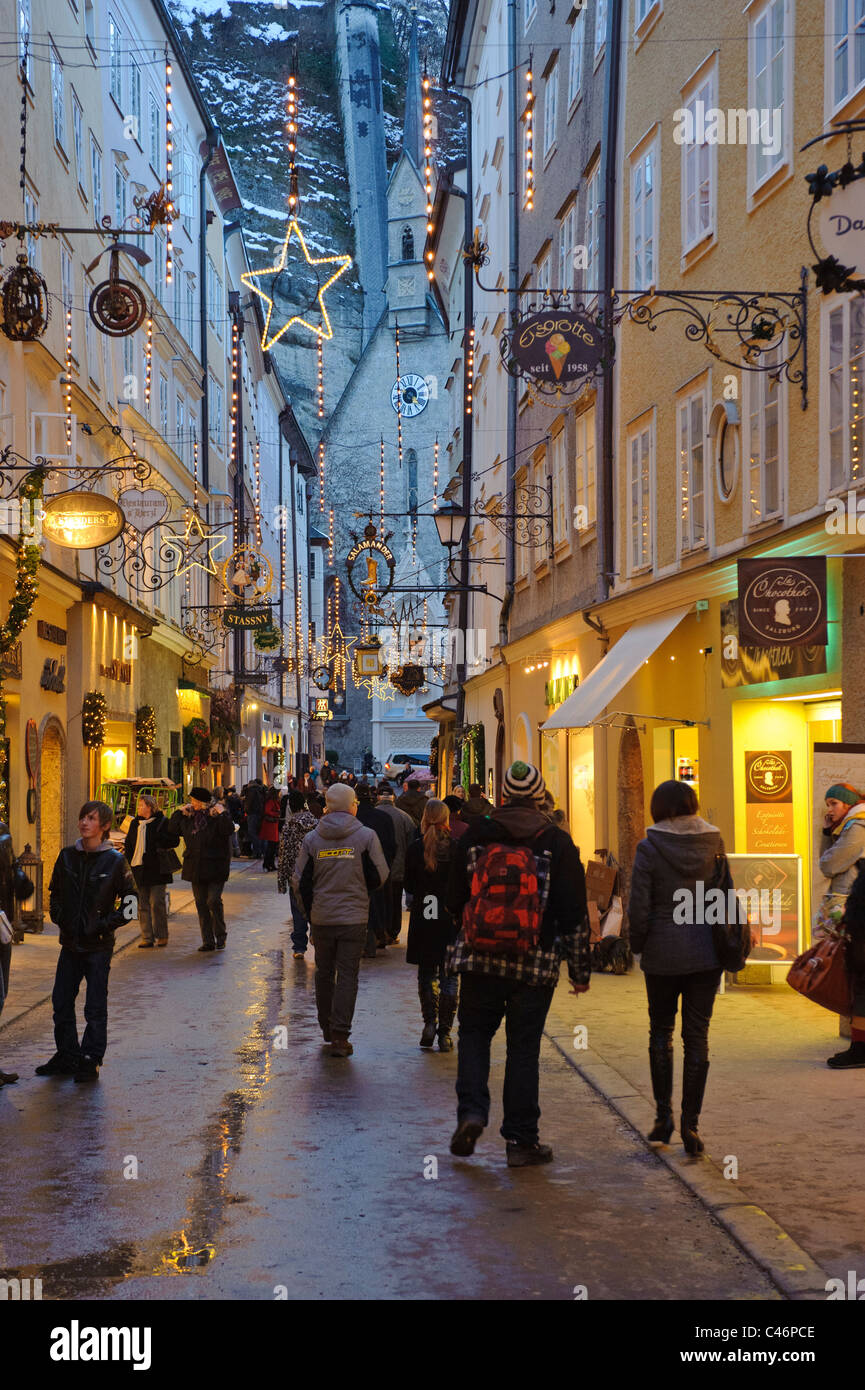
[{"left": 737, "top": 557, "right": 827, "bottom": 648}]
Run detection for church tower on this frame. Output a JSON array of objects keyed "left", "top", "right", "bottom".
[
  {"left": 384, "top": 14, "right": 436, "bottom": 339},
  {"left": 336, "top": 0, "right": 389, "bottom": 346}
]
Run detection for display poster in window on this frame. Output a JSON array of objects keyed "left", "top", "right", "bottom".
[
  {"left": 727, "top": 854, "right": 802, "bottom": 963},
  {"left": 745, "top": 749, "right": 794, "bottom": 853},
  {"left": 720, "top": 601, "right": 826, "bottom": 688}
]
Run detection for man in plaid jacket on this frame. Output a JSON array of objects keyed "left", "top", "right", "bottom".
[
  {"left": 277, "top": 790, "right": 319, "bottom": 957},
  {"left": 446, "top": 761, "right": 589, "bottom": 1167}
]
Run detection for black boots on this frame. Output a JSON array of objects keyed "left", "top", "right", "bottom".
[
  {"left": 681, "top": 1059, "right": 709, "bottom": 1155},
  {"left": 437, "top": 991, "right": 457, "bottom": 1052},
  {"left": 418, "top": 978, "right": 439, "bottom": 1048},
  {"left": 827, "top": 1040, "right": 865, "bottom": 1069},
  {"left": 647, "top": 1043, "right": 674, "bottom": 1143}
]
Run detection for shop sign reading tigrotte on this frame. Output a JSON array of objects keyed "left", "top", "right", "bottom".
[
  {"left": 737, "top": 557, "right": 827, "bottom": 648},
  {"left": 501, "top": 303, "right": 606, "bottom": 400}
]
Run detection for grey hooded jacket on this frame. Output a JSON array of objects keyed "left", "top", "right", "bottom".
[
  {"left": 375, "top": 799, "right": 418, "bottom": 880},
  {"left": 628, "top": 816, "right": 724, "bottom": 976},
  {"left": 293, "top": 811, "right": 389, "bottom": 927}
]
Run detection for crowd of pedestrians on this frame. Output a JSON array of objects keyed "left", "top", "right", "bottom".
[{"left": 5, "top": 755, "right": 865, "bottom": 1171}]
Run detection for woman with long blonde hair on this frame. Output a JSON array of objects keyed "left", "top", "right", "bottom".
[{"left": 404, "top": 799, "right": 460, "bottom": 1050}]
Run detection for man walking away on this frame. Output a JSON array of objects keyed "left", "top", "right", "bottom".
[
  {"left": 37, "top": 801, "right": 137, "bottom": 1083},
  {"left": 169, "top": 788, "right": 233, "bottom": 952},
  {"left": 396, "top": 778, "right": 427, "bottom": 827},
  {"left": 277, "top": 789, "right": 318, "bottom": 957},
  {"left": 447, "top": 761, "right": 589, "bottom": 1167},
  {"left": 355, "top": 783, "right": 396, "bottom": 953},
  {"left": 244, "top": 779, "right": 265, "bottom": 859},
  {"left": 461, "top": 782, "right": 494, "bottom": 831},
  {"left": 376, "top": 783, "right": 418, "bottom": 942},
  {"left": 226, "top": 787, "right": 243, "bottom": 857},
  {"left": 294, "top": 783, "right": 389, "bottom": 1057}
]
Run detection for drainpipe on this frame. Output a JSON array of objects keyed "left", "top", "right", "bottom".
[
  {"left": 503, "top": 0, "right": 519, "bottom": 649},
  {"left": 198, "top": 126, "right": 219, "bottom": 492},
  {"left": 598, "top": 0, "right": 623, "bottom": 604}
]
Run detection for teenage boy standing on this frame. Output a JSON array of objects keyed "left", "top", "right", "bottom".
[{"left": 36, "top": 801, "right": 137, "bottom": 1083}]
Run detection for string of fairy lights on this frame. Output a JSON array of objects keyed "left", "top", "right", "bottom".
[
  {"left": 524, "top": 53, "right": 535, "bottom": 212},
  {"left": 395, "top": 323, "right": 403, "bottom": 471},
  {"left": 465, "top": 326, "right": 475, "bottom": 416},
  {"left": 144, "top": 313, "right": 153, "bottom": 410},
  {"left": 165, "top": 49, "right": 175, "bottom": 282},
  {"left": 64, "top": 303, "right": 73, "bottom": 452},
  {"left": 423, "top": 67, "right": 435, "bottom": 283}
]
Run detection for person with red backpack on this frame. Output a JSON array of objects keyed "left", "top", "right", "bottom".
[{"left": 446, "top": 761, "right": 589, "bottom": 1167}]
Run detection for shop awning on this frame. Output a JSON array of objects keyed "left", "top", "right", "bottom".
[{"left": 542, "top": 606, "right": 692, "bottom": 731}]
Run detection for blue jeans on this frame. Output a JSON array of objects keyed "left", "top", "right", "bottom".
[
  {"left": 418, "top": 962, "right": 458, "bottom": 998},
  {"left": 289, "top": 889, "right": 309, "bottom": 952},
  {"left": 52, "top": 947, "right": 112, "bottom": 1064},
  {"left": 455, "top": 973, "right": 555, "bottom": 1145}
]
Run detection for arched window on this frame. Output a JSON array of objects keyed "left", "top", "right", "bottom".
[
  {"left": 401, "top": 225, "right": 414, "bottom": 262},
  {"left": 407, "top": 448, "right": 418, "bottom": 517}
]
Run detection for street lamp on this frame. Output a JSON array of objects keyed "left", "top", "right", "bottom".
[{"left": 433, "top": 502, "right": 467, "bottom": 553}]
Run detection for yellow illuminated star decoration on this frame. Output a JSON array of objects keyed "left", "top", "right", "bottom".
[
  {"left": 162, "top": 509, "right": 227, "bottom": 578},
  {"left": 241, "top": 218, "right": 352, "bottom": 351}
]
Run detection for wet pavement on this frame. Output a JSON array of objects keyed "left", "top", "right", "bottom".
[{"left": 0, "top": 868, "right": 781, "bottom": 1301}]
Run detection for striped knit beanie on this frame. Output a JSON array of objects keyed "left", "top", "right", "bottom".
[
  {"left": 825, "top": 783, "right": 862, "bottom": 806},
  {"left": 503, "top": 760, "right": 546, "bottom": 804}
]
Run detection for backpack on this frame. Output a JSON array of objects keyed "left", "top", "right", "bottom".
[{"left": 462, "top": 837, "right": 552, "bottom": 955}]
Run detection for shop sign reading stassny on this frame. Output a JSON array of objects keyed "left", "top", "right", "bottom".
[
  {"left": 223, "top": 606, "right": 271, "bottom": 630},
  {"left": 737, "top": 557, "right": 827, "bottom": 648},
  {"left": 99, "top": 659, "right": 132, "bottom": 684}
]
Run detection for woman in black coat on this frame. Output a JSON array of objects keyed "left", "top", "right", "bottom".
[
  {"left": 829, "top": 862, "right": 865, "bottom": 1068},
  {"left": 404, "top": 799, "right": 460, "bottom": 1052},
  {"left": 124, "top": 795, "right": 180, "bottom": 948}
]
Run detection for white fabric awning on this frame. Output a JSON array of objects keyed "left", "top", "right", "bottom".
[{"left": 542, "top": 606, "right": 691, "bottom": 731}]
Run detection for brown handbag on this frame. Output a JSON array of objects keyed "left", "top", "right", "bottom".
[{"left": 787, "top": 936, "right": 852, "bottom": 1016}]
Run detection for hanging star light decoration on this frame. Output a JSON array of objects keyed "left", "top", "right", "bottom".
[
  {"left": 162, "top": 509, "right": 227, "bottom": 579},
  {"left": 241, "top": 219, "right": 351, "bottom": 352}
]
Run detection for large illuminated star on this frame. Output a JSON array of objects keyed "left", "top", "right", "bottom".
[
  {"left": 241, "top": 219, "right": 352, "bottom": 351},
  {"left": 162, "top": 510, "right": 227, "bottom": 578}
]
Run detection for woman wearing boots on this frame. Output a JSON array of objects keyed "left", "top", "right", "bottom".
[
  {"left": 404, "top": 799, "right": 459, "bottom": 1052},
  {"left": 829, "top": 861, "right": 865, "bottom": 1068},
  {"left": 628, "top": 779, "right": 726, "bottom": 1156}
]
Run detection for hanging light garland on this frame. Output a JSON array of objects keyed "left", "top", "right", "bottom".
[
  {"left": 254, "top": 435, "right": 262, "bottom": 544},
  {"left": 328, "top": 506, "right": 334, "bottom": 567},
  {"left": 295, "top": 569, "right": 303, "bottom": 677},
  {"left": 317, "top": 335, "right": 324, "bottom": 419},
  {"left": 395, "top": 324, "right": 404, "bottom": 471},
  {"left": 136, "top": 705, "right": 157, "bottom": 754},
  {"left": 144, "top": 312, "right": 153, "bottom": 411},
  {"left": 165, "top": 50, "right": 175, "bottom": 284},
  {"left": 379, "top": 437, "right": 385, "bottom": 530},
  {"left": 318, "top": 439, "right": 325, "bottom": 513},
  {"left": 64, "top": 303, "right": 73, "bottom": 454},
  {"left": 423, "top": 67, "right": 435, "bottom": 282},
  {"left": 465, "top": 325, "right": 475, "bottom": 416},
  {"left": 433, "top": 435, "right": 439, "bottom": 508},
  {"left": 524, "top": 53, "right": 535, "bottom": 212},
  {"left": 286, "top": 59, "right": 299, "bottom": 215},
  {"left": 280, "top": 500, "right": 286, "bottom": 592}
]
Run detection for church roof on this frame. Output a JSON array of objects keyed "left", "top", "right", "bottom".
[{"left": 402, "top": 8, "right": 424, "bottom": 171}]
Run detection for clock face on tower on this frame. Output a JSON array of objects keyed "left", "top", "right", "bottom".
[{"left": 391, "top": 373, "right": 430, "bottom": 418}]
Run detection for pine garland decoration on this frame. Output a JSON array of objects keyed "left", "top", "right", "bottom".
[
  {"left": 82, "top": 692, "right": 108, "bottom": 747},
  {"left": 136, "top": 705, "right": 156, "bottom": 753},
  {"left": 0, "top": 472, "right": 44, "bottom": 821}
]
